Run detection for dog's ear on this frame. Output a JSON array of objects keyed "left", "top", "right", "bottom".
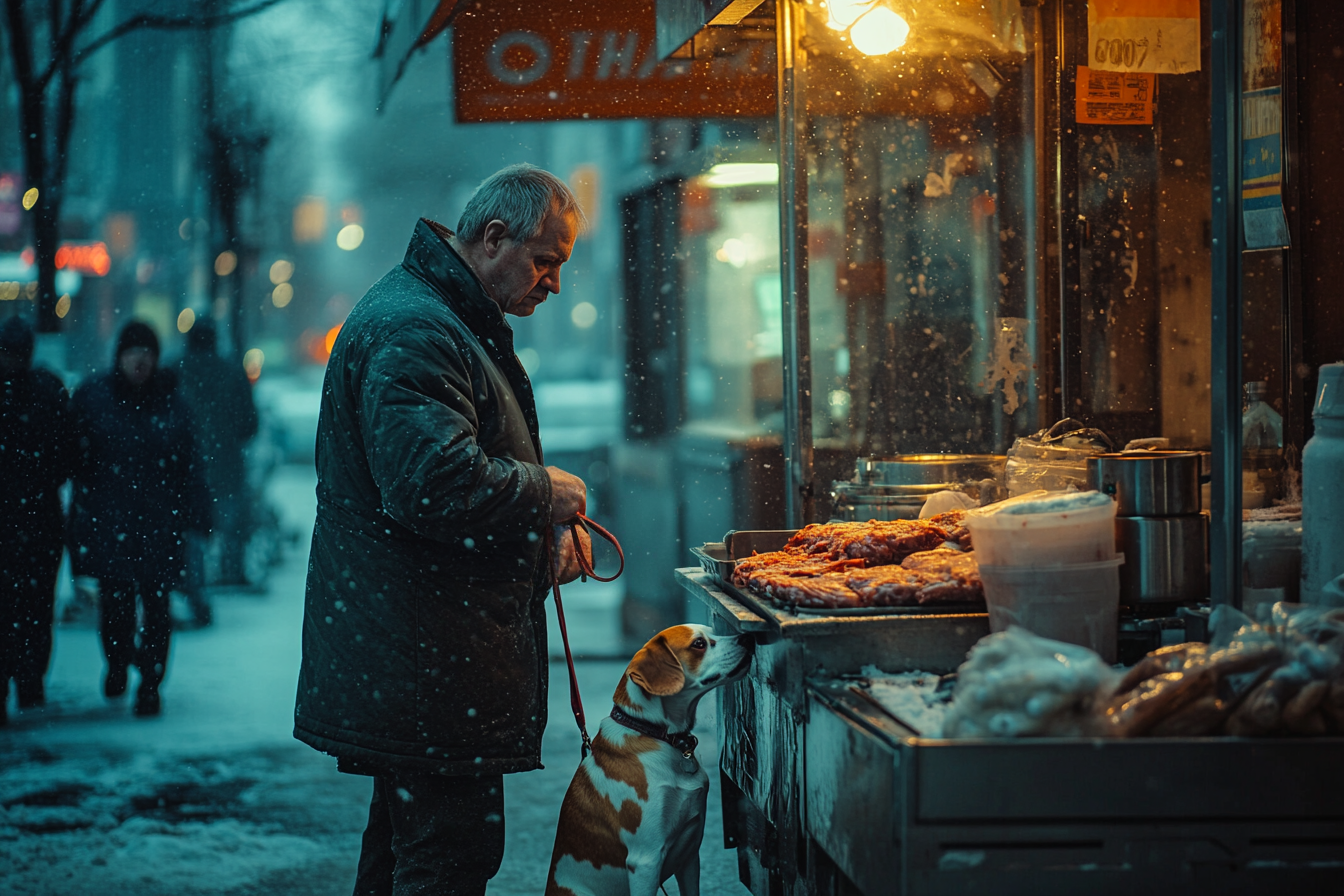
[{"left": 627, "top": 635, "right": 685, "bottom": 696}]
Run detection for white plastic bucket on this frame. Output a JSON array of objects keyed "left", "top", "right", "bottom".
[
  {"left": 978, "top": 557, "right": 1124, "bottom": 663},
  {"left": 965, "top": 490, "right": 1118, "bottom": 566}
]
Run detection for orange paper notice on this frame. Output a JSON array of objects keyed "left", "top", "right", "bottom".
[
  {"left": 1076, "top": 66, "right": 1155, "bottom": 125},
  {"left": 1089, "top": 0, "right": 1200, "bottom": 74}
]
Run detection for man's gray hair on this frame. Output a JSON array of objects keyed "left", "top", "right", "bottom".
[{"left": 456, "top": 163, "right": 588, "bottom": 243}]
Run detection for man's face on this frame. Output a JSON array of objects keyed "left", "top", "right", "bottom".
[
  {"left": 118, "top": 346, "right": 156, "bottom": 386},
  {"left": 477, "top": 212, "right": 578, "bottom": 317}
]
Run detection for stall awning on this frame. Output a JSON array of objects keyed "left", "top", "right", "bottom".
[{"left": 375, "top": 0, "right": 464, "bottom": 106}]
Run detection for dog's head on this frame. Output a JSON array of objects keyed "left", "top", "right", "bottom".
[{"left": 621, "top": 624, "right": 754, "bottom": 700}]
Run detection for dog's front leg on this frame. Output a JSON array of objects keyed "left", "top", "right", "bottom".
[
  {"left": 625, "top": 856, "right": 664, "bottom": 896},
  {"left": 674, "top": 850, "right": 701, "bottom": 896}
]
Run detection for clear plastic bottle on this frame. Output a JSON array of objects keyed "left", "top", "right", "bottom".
[
  {"left": 1303, "top": 363, "right": 1344, "bottom": 606},
  {"left": 1242, "top": 381, "right": 1284, "bottom": 507}
]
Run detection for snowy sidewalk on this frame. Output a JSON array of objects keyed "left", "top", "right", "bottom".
[{"left": 0, "top": 464, "right": 745, "bottom": 895}]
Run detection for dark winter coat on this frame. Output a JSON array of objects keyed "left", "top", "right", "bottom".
[
  {"left": 294, "top": 219, "right": 554, "bottom": 777},
  {"left": 175, "top": 348, "right": 259, "bottom": 498},
  {"left": 0, "top": 366, "right": 72, "bottom": 543},
  {"left": 68, "top": 368, "right": 211, "bottom": 586}
]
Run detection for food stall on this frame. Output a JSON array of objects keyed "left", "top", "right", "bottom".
[{"left": 656, "top": 1, "right": 1344, "bottom": 893}]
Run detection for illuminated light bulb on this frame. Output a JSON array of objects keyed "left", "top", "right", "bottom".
[
  {"left": 269, "top": 258, "right": 294, "bottom": 284},
  {"left": 243, "top": 347, "right": 264, "bottom": 380},
  {"left": 826, "top": 0, "right": 874, "bottom": 31},
  {"left": 850, "top": 6, "right": 910, "bottom": 56},
  {"left": 215, "top": 251, "right": 237, "bottom": 276},
  {"left": 22, "top": 188, "right": 38, "bottom": 210},
  {"left": 272, "top": 283, "right": 294, "bottom": 308},
  {"left": 571, "top": 301, "right": 597, "bottom": 329},
  {"left": 55, "top": 294, "right": 71, "bottom": 318},
  {"left": 336, "top": 223, "right": 364, "bottom": 251},
  {"left": 178, "top": 308, "right": 196, "bottom": 333},
  {"left": 703, "top": 163, "right": 778, "bottom": 188}
]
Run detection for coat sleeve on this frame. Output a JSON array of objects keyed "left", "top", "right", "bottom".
[{"left": 358, "top": 323, "right": 551, "bottom": 545}]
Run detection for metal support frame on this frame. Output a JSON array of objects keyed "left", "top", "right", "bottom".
[
  {"left": 777, "top": 0, "right": 814, "bottom": 527},
  {"left": 1210, "top": 0, "right": 1244, "bottom": 608}
]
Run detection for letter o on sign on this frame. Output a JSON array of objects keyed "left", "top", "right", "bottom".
[{"left": 486, "top": 31, "right": 552, "bottom": 85}]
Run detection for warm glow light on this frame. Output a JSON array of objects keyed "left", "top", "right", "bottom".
[
  {"left": 54, "top": 242, "right": 111, "bottom": 276},
  {"left": 850, "top": 6, "right": 910, "bottom": 55},
  {"left": 570, "top": 301, "right": 597, "bottom": 329},
  {"left": 826, "top": 0, "right": 874, "bottom": 31},
  {"left": 54, "top": 294, "right": 71, "bottom": 318},
  {"left": 269, "top": 259, "right": 294, "bottom": 284},
  {"left": 716, "top": 238, "right": 749, "bottom": 268},
  {"left": 272, "top": 283, "right": 294, "bottom": 308},
  {"left": 324, "top": 324, "right": 341, "bottom": 356},
  {"left": 294, "top": 197, "right": 327, "bottom": 243},
  {"left": 178, "top": 308, "right": 196, "bottom": 333},
  {"left": 243, "top": 347, "right": 264, "bottom": 381},
  {"left": 336, "top": 224, "right": 364, "bottom": 251},
  {"left": 214, "top": 251, "right": 237, "bottom": 276},
  {"left": 21, "top": 188, "right": 38, "bottom": 210},
  {"left": 703, "top": 163, "right": 779, "bottom": 188}
]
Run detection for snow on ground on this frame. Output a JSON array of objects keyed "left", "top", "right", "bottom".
[{"left": 1, "top": 464, "right": 745, "bottom": 895}]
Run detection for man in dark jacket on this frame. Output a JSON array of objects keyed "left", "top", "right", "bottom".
[
  {"left": 176, "top": 317, "right": 260, "bottom": 622},
  {"left": 70, "top": 320, "right": 211, "bottom": 717},
  {"left": 294, "top": 164, "right": 590, "bottom": 895},
  {"left": 0, "top": 315, "right": 72, "bottom": 725}
]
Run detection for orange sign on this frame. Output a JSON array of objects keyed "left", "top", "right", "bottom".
[
  {"left": 1075, "top": 66, "right": 1155, "bottom": 125},
  {"left": 452, "top": 0, "right": 775, "bottom": 123}
]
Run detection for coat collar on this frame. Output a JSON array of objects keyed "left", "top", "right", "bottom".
[{"left": 402, "top": 218, "right": 513, "bottom": 346}]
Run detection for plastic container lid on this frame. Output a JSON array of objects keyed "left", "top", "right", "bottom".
[{"left": 1315, "top": 362, "right": 1344, "bottom": 420}]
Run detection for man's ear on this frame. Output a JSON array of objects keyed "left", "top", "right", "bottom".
[
  {"left": 481, "top": 219, "right": 510, "bottom": 259},
  {"left": 627, "top": 636, "right": 685, "bottom": 697}
]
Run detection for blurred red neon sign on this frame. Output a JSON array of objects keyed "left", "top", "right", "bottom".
[{"left": 55, "top": 242, "right": 111, "bottom": 276}]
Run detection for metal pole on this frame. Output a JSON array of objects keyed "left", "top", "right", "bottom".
[
  {"left": 776, "top": 0, "right": 814, "bottom": 527},
  {"left": 1210, "top": 0, "right": 1244, "bottom": 608}
]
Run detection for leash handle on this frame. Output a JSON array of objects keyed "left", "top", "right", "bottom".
[{"left": 551, "top": 513, "right": 624, "bottom": 760}]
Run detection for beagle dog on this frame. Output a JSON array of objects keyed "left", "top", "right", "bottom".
[{"left": 545, "top": 623, "right": 755, "bottom": 896}]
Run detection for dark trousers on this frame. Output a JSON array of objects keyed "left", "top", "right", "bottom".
[
  {"left": 0, "top": 532, "right": 62, "bottom": 706},
  {"left": 98, "top": 578, "right": 172, "bottom": 688},
  {"left": 354, "top": 772, "right": 506, "bottom": 896}
]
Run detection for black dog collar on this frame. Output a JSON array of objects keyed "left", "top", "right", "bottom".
[{"left": 609, "top": 706, "right": 699, "bottom": 757}]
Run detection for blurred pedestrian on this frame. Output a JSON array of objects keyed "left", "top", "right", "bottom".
[
  {"left": 294, "top": 164, "right": 590, "bottom": 895},
  {"left": 0, "top": 315, "right": 72, "bottom": 725},
  {"left": 69, "top": 320, "right": 211, "bottom": 717},
  {"left": 175, "top": 317, "right": 260, "bottom": 623}
]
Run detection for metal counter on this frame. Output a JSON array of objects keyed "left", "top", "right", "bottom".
[{"left": 678, "top": 568, "right": 1344, "bottom": 896}]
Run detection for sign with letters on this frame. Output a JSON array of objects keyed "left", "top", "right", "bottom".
[{"left": 451, "top": 0, "right": 775, "bottom": 123}]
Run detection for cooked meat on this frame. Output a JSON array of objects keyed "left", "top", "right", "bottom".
[
  {"left": 785, "top": 519, "right": 949, "bottom": 564},
  {"left": 731, "top": 549, "right": 864, "bottom": 587},
  {"left": 748, "top": 569, "right": 867, "bottom": 608},
  {"left": 926, "top": 509, "right": 972, "bottom": 549}
]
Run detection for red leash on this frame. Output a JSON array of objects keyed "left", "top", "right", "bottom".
[{"left": 551, "top": 513, "right": 624, "bottom": 759}]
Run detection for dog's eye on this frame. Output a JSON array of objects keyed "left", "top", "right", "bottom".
[{"left": 691, "top": 637, "right": 707, "bottom": 650}]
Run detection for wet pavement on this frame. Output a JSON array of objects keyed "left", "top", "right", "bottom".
[{"left": 0, "top": 464, "right": 745, "bottom": 895}]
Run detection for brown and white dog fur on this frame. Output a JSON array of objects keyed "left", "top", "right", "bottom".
[{"left": 545, "top": 623, "right": 755, "bottom": 896}]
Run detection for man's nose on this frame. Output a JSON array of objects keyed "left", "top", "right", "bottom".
[{"left": 543, "top": 267, "right": 561, "bottom": 294}]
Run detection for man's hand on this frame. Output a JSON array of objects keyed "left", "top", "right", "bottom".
[
  {"left": 546, "top": 466, "right": 587, "bottom": 523},
  {"left": 554, "top": 525, "right": 593, "bottom": 585}
]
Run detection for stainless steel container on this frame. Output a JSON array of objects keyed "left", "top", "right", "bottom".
[
  {"left": 1086, "top": 451, "right": 1203, "bottom": 516},
  {"left": 1115, "top": 515, "right": 1208, "bottom": 603},
  {"left": 832, "top": 455, "right": 1005, "bottom": 522}
]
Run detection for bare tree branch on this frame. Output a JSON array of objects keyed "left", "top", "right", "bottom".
[{"left": 73, "top": 0, "right": 287, "bottom": 68}]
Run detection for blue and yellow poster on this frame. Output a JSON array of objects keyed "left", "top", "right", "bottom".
[{"left": 1242, "top": 0, "right": 1288, "bottom": 249}]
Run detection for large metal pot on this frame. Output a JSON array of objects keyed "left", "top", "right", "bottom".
[
  {"left": 1086, "top": 451, "right": 1203, "bottom": 517},
  {"left": 1115, "top": 514, "right": 1209, "bottom": 604}
]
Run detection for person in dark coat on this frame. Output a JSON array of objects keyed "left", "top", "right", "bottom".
[
  {"left": 69, "top": 320, "right": 211, "bottom": 717},
  {"left": 294, "top": 164, "right": 591, "bottom": 896},
  {"left": 0, "top": 315, "right": 72, "bottom": 724},
  {"left": 175, "top": 317, "right": 260, "bottom": 623}
]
